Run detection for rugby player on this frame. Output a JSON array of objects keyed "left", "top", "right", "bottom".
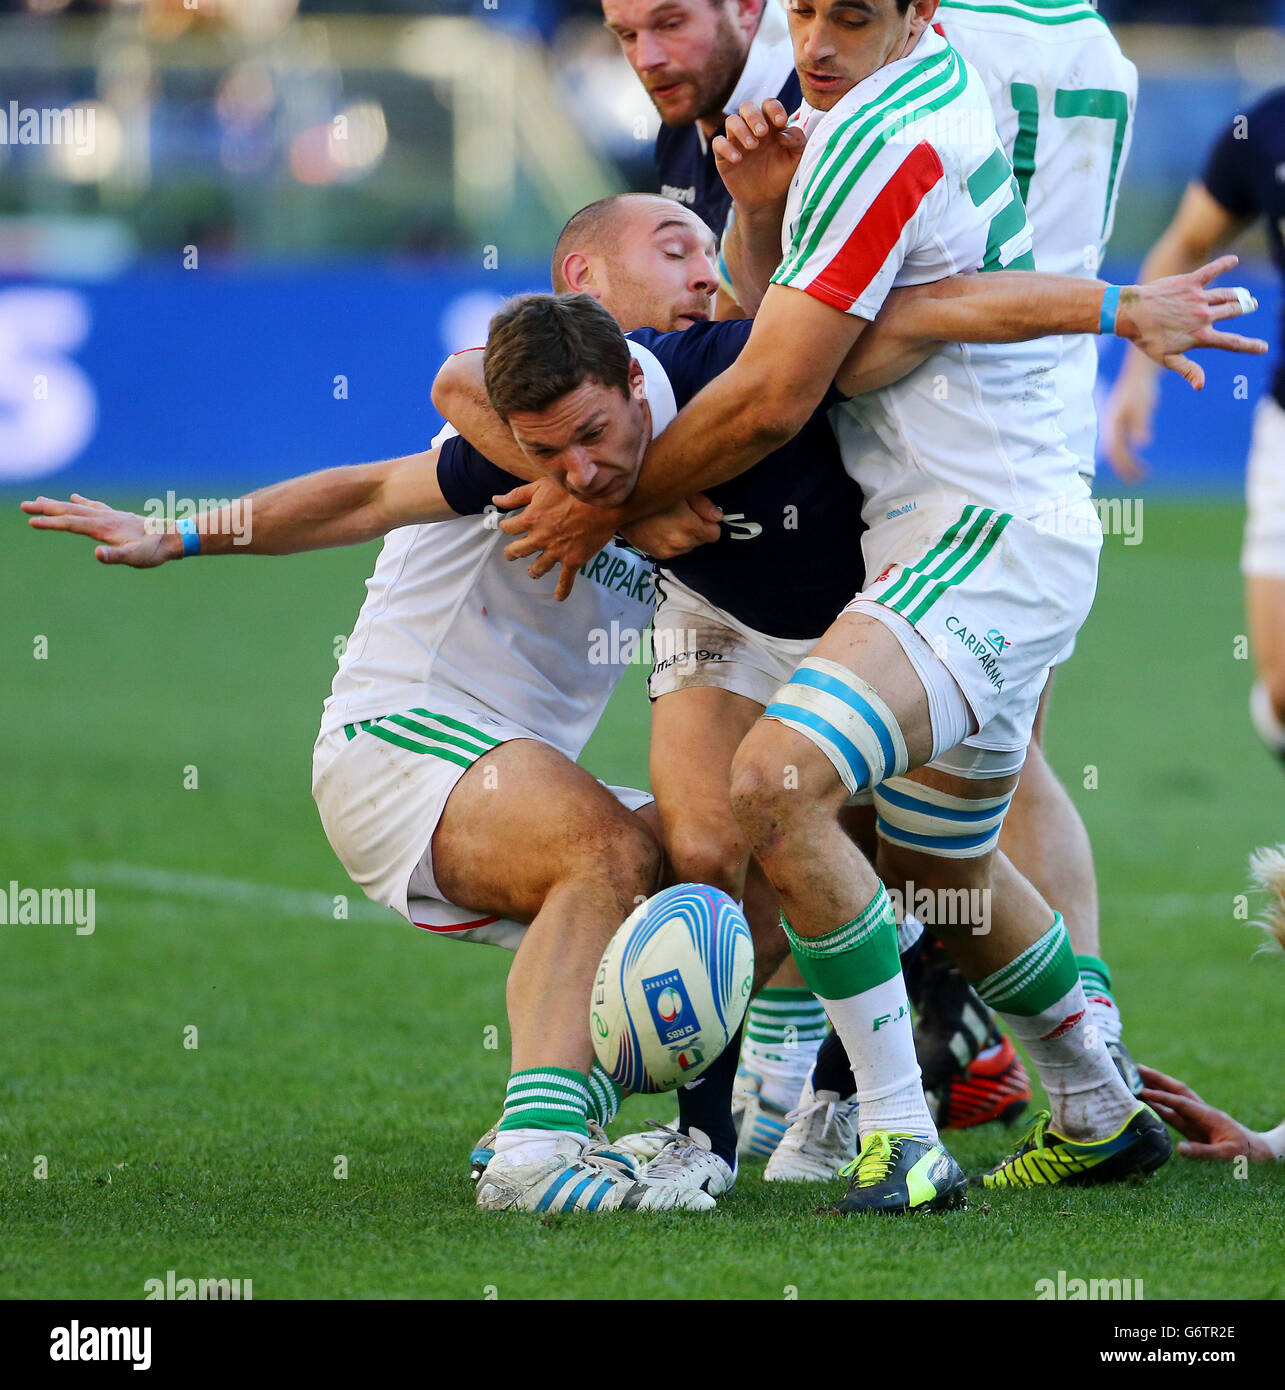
[
  {"left": 603, "top": 0, "right": 839, "bottom": 1147},
  {"left": 486, "top": 0, "right": 1267, "bottom": 1211},
  {"left": 1105, "top": 86, "right": 1285, "bottom": 768},
  {"left": 770, "top": 0, "right": 1147, "bottom": 1181}
]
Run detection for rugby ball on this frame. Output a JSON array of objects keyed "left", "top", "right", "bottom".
[{"left": 590, "top": 883, "right": 754, "bottom": 1094}]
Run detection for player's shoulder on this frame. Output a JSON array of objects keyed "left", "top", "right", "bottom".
[
  {"left": 626, "top": 321, "right": 752, "bottom": 397},
  {"left": 938, "top": 1, "right": 1132, "bottom": 65}
]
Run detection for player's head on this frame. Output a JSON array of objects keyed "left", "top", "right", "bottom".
[
  {"left": 551, "top": 193, "right": 718, "bottom": 333},
  {"left": 787, "top": 0, "right": 937, "bottom": 111},
  {"left": 602, "top": 0, "right": 764, "bottom": 128},
  {"left": 483, "top": 293, "right": 650, "bottom": 508}
]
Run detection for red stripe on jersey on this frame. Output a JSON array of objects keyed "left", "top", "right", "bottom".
[
  {"left": 804, "top": 141, "right": 945, "bottom": 314},
  {"left": 933, "top": 21, "right": 946, "bottom": 36}
]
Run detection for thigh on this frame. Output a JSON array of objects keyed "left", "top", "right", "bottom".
[
  {"left": 432, "top": 738, "right": 659, "bottom": 924},
  {"left": 650, "top": 685, "right": 763, "bottom": 842}
]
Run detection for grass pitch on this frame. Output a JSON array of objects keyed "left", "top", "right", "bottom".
[{"left": 2, "top": 495, "right": 1283, "bottom": 1300}]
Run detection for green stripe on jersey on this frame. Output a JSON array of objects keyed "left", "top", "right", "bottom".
[
  {"left": 939, "top": 0, "right": 1107, "bottom": 27},
  {"left": 775, "top": 49, "right": 966, "bottom": 287}
]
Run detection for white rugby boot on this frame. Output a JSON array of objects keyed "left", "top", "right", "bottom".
[
  {"left": 635, "top": 1124, "right": 737, "bottom": 1197},
  {"left": 733, "top": 1068, "right": 791, "bottom": 1160},
  {"left": 763, "top": 1077, "right": 860, "bottom": 1183},
  {"left": 470, "top": 1120, "right": 639, "bottom": 1183},
  {"left": 475, "top": 1135, "right": 714, "bottom": 1213}
]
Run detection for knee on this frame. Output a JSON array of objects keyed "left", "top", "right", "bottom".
[
  {"left": 665, "top": 819, "right": 749, "bottom": 897},
  {"left": 730, "top": 731, "right": 832, "bottom": 863},
  {"left": 571, "top": 813, "right": 662, "bottom": 909}
]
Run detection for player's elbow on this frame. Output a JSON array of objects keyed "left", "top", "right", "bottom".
[{"left": 431, "top": 349, "right": 483, "bottom": 418}]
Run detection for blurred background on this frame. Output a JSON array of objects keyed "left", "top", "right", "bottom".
[{"left": 0, "top": 0, "right": 1280, "bottom": 496}]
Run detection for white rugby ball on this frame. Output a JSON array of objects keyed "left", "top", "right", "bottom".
[{"left": 590, "top": 883, "right": 754, "bottom": 1094}]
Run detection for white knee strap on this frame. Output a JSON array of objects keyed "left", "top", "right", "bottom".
[
  {"left": 764, "top": 658, "right": 909, "bottom": 795},
  {"left": 874, "top": 775, "right": 1012, "bottom": 860}
]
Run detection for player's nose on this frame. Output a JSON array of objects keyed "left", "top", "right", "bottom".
[
  {"left": 691, "top": 255, "right": 719, "bottom": 294},
  {"left": 565, "top": 448, "right": 598, "bottom": 490},
  {"left": 634, "top": 31, "right": 667, "bottom": 70}
]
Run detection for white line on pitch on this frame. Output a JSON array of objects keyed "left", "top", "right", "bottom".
[{"left": 67, "top": 860, "right": 395, "bottom": 925}]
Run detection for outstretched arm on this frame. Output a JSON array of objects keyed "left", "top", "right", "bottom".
[
  {"left": 837, "top": 255, "right": 1265, "bottom": 397},
  {"left": 22, "top": 447, "right": 457, "bottom": 567}
]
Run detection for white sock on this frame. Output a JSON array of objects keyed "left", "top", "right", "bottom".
[{"left": 492, "top": 1128, "right": 584, "bottom": 1167}]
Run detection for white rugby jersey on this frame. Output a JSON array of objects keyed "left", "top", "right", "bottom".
[
  {"left": 317, "top": 345, "right": 674, "bottom": 759},
  {"left": 938, "top": 0, "right": 1138, "bottom": 469},
  {"left": 773, "top": 26, "right": 1087, "bottom": 523}
]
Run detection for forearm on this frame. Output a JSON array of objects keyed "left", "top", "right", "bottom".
[
  {"left": 838, "top": 272, "right": 1112, "bottom": 395},
  {"left": 618, "top": 369, "right": 804, "bottom": 525},
  {"left": 177, "top": 455, "right": 435, "bottom": 557},
  {"left": 431, "top": 351, "right": 542, "bottom": 481},
  {"left": 721, "top": 202, "right": 786, "bottom": 317}
]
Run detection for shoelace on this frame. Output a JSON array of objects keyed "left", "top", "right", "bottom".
[
  {"left": 644, "top": 1124, "right": 714, "bottom": 1178},
  {"left": 784, "top": 1095, "right": 855, "bottom": 1152},
  {"left": 837, "top": 1132, "right": 918, "bottom": 1188}
]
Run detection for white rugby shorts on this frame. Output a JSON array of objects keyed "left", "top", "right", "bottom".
[
  {"left": 312, "top": 699, "right": 652, "bottom": 951},
  {"left": 648, "top": 573, "right": 819, "bottom": 707}
]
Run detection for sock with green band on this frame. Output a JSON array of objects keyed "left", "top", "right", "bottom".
[
  {"left": 741, "top": 987, "right": 829, "bottom": 1111},
  {"left": 586, "top": 1064, "right": 624, "bottom": 1127},
  {"left": 784, "top": 885, "right": 935, "bottom": 1141},
  {"left": 977, "top": 917, "right": 1134, "bottom": 1139},
  {"left": 1076, "top": 953, "right": 1124, "bottom": 1044},
  {"left": 497, "top": 1067, "right": 590, "bottom": 1136}
]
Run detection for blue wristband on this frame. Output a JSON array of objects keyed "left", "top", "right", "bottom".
[
  {"left": 176, "top": 517, "right": 201, "bottom": 556},
  {"left": 1098, "top": 285, "right": 1122, "bottom": 336}
]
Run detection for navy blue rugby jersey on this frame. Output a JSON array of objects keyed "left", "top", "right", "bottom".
[
  {"left": 629, "top": 320, "right": 865, "bottom": 640},
  {"left": 1201, "top": 88, "right": 1285, "bottom": 408}
]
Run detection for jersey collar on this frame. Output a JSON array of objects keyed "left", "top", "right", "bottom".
[
  {"left": 793, "top": 23, "right": 946, "bottom": 136},
  {"left": 697, "top": 0, "right": 795, "bottom": 154},
  {"left": 626, "top": 339, "right": 678, "bottom": 438}
]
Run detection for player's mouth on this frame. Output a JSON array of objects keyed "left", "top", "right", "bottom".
[
  {"left": 647, "top": 79, "right": 688, "bottom": 103},
  {"left": 675, "top": 309, "right": 709, "bottom": 329},
  {"left": 802, "top": 70, "right": 846, "bottom": 95},
  {"left": 574, "top": 476, "right": 626, "bottom": 505}
]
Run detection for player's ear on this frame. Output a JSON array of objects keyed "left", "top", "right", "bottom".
[
  {"left": 733, "top": 0, "right": 766, "bottom": 36},
  {"left": 909, "top": 0, "right": 941, "bottom": 34},
  {"left": 628, "top": 357, "right": 647, "bottom": 401},
  {"left": 561, "top": 252, "right": 597, "bottom": 297}
]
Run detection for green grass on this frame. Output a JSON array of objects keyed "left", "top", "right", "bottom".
[{"left": 2, "top": 496, "right": 1283, "bottom": 1300}]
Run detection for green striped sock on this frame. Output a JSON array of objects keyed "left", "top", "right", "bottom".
[
  {"left": 1076, "top": 954, "right": 1117, "bottom": 1009},
  {"left": 782, "top": 887, "right": 901, "bottom": 1000},
  {"left": 586, "top": 1064, "right": 624, "bottom": 1126},
  {"left": 744, "top": 988, "right": 828, "bottom": 1062},
  {"left": 498, "top": 1067, "right": 590, "bottom": 1136},
  {"left": 976, "top": 915, "right": 1079, "bottom": 1016}
]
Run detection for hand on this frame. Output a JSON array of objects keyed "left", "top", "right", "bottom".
[
  {"left": 493, "top": 478, "right": 624, "bottom": 601},
  {"left": 1116, "top": 254, "right": 1267, "bottom": 392},
  {"left": 1102, "top": 355, "right": 1160, "bottom": 481},
  {"left": 21, "top": 493, "right": 179, "bottom": 567},
  {"left": 713, "top": 99, "right": 807, "bottom": 216},
  {"left": 1138, "top": 1064, "right": 1276, "bottom": 1162},
  {"left": 619, "top": 494, "right": 723, "bottom": 559}
]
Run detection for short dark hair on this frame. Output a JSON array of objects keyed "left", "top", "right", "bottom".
[
  {"left": 483, "top": 293, "right": 633, "bottom": 421},
  {"left": 551, "top": 196, "right": 626, "bottom": 294}
]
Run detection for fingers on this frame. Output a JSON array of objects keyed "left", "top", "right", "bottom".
[
  {"left": 1205, "top": 288, "right": 1259, "bottom": 319},
  {"left": 1137, "top": 1063, "right": 1201, "bottom": 1101},
  {"left": 492, "top": 484, "right": 537, "bottom": 511},
  {"left": 1142, "top": 1098, "right": 1202, "bottom": 1140},
  {"left": 1177, "top": 1139, "right": 1243, "bottom": 1162},
  {"left": 1193, "top": 253, "right": 1239, "bottom": 285},
  {"left": 736, "top": 102, "right": 771, "bottom": 140},
  {"left": 1165, "top": 352, "right": 1204, "bottom": 390},
  {"left": 687, "top": 493, "right": 725, "bottom": 524},
  {"left": 502, "top": 534, "right": 540, "bottom": 562},
  {"left": 498, "top": 510, "right": 530, "bottom": 537},
  {"left": 761, "top": 97, "right": 789, "bottom": 129},
  {"left": 69, "top": 492, "right": 110, "bottom": 510},
  {"left": 554, "top": 562, "right": 579, "bottom": 602},
  {"left": 526, "top": 552, "right": 557, "bottom": 581},
  {"left": 1198, "top": 326, "right": 1270, "bottom": 354}
]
